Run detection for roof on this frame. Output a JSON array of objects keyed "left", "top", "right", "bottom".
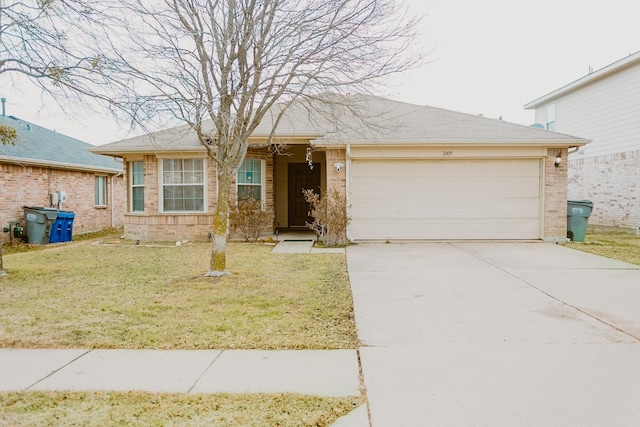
[
  {"left": 0, "top": 114, "right": 122, "bottom": 173},
  {"left": 524, "top": 51, "right": 640, "bottom": 109},
  {"left": 92, "top": 95, "right": 588, "bottom": 156}
]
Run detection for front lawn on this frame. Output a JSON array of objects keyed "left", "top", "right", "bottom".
[
  {"left": 0, "top": 240, "right": 358, "bottom": 350},
  {"left": 0, "top": 391, "right": 364, "bottom": 426},
  {"left": 567, "top": 224, "right": 640, "bottom": 266}
]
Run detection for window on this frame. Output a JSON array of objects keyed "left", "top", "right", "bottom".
[
  {"left": 162, "top": 158, "right": 205, "bottom": 212},
  {"left": 237, "top": 159, "right": 263, "bottom": 202},
  {"left": 131, "top": 161, "right": 144, "bottom": 212},
  {"left": 546, "top": 104, "right": 556, "bottom": 131},
  {"left": 95, "top": 176, "right": 107, "bottom": 206}
]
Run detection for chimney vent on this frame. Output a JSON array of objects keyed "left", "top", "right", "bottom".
[{"left": 1, "top": 98, "right": 5, "bottom": 117}]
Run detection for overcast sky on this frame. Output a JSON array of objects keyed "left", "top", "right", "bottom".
[{"left": 1, "top": 0, "right": 639, "bottom": 145}]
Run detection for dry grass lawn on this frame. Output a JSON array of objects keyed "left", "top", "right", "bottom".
[
  {"left": 567, "top": 225, "right": 640, "bottom": 266},
  {"left": 0, "top": 239, "right": 358, "bottom": 350},
  {"left": 0, "top": 236, "right": 363, "bottom": 425},
  {"left": 0, "top": 391, "right": 365, "bottom": 426}
]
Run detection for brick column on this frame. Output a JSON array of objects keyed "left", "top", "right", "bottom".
[{"left": 544, "top": 148, "right": 568, "bottom": 242}]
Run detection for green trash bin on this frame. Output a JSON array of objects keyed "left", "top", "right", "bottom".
[
  {"left": 23, "top": 206, "right": 59, "bottom": 245},
  {"left": 567, "top": 200, "right": 593, "bottom": 242}
]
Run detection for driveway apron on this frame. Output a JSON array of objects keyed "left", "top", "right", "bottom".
[{"left": 348, "top": 242, "right": 640, "bottom": 426}]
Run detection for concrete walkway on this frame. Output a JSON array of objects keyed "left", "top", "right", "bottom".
[
  {"left": 348, "top": 242, "right": 640, "bottom": 427},
  {"left": 0, "top": 349, "right": 360, "bottom": 396},
  {"left": 271, "top": 231, "right": 345, "bottom": 254}
]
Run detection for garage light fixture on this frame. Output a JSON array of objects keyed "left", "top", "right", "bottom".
[
  {"left": 554, "top": 153, "right": 562, "bottom": 167},
  {"left": 334, "top": 162, "right": 345, "bottom": 172}
]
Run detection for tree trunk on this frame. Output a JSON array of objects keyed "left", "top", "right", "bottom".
[{"left": 205, "top": 166, "right": 233, "bottom": 277}]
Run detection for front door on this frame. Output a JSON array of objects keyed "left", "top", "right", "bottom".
[{"left": 288, "top": 163, "right": 321, "bottom": 227}]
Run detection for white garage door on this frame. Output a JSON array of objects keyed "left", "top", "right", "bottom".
[{"left": 349, "top": 159, "right": 542, "bottom": 240}]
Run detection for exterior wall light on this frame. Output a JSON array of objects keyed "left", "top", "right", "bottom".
[
  {"left": 554, "top": 153, "right": 562, "bottom": 167},
  {"left": 334, "top": 162, "right": 345, "bottom": 172}
]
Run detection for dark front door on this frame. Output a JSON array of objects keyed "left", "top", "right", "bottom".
[{"left": 288, "top": 163, "right": 321, "bottom": 227}]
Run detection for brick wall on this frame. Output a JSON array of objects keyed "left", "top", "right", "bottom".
[
  {"left": 568, "top": 150, "right": 640, "bottom": 227},
  {"left": 122, "top": 149, "right": 275, "bottom": 241},
  {"left": 544, "top": 148, "right": 568, "bottom": 242},
  {"left": 0, "top": 162, "right": 125, "bottom": 244}
]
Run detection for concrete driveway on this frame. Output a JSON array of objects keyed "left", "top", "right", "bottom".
[{"left": 347, "top": 242, "right": 640, "bottom": 426}]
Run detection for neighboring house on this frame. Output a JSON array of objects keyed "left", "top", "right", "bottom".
[
  {"left": 525, "top": 51, "right": 640, "bottom": 228},
  {"left": 91, "top": 95, "right": 587, "bottom": 243},
  {"left": 0, "top": 112, "right": 125, "bottom": 242}
]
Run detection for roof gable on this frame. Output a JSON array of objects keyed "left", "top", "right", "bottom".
[
  {"left": 525, "top": 51, "right": 640, "bottom": 109},
  {"left": 0, "top": 115, "right": 122, "bottom": 172}
]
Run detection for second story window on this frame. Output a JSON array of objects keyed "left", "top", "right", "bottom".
[{"left": 546, "top": 104, "right": 556, "bottom": 131}]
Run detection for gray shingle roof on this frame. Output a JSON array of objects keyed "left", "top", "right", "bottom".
[
  {"left": 92, "top": 95, "right": 588, "bottom": 155},
  {"left": 0, "top": 115, "right": 122, "bottom": 172}
]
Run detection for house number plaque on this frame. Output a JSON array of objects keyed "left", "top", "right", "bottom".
[{"left": 442, "top": 150, "right": 453, "bottom": 157}]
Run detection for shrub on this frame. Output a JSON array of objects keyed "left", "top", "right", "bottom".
[
  {"left": 229, "top": 197, "right": 272, "bottom": 242},
  {"left": 303, "top": 188, "right": 350, "bottom": 247}
]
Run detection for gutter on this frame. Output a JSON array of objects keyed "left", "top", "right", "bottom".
[
  {"left": 312, "top": 138, "right": 590, "bottom": 149},
  {"left": 524, "top": 51, "right": 640, "bottom": 109},
  {"left": 0, "top": 155, "right": 122, "bottom": 174}
]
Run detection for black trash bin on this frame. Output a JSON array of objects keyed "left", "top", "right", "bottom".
[
  {"left": 23, "top": 207, "right": 58, "bottom": 245},
  {"left": 567, "top": 200, "right": 593, "bottom": 242}
]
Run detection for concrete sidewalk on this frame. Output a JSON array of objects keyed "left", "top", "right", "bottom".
[{"left": 0, "top": 349, "right": 360, "bottom": 396}]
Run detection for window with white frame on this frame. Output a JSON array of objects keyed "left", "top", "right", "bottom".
[
  {"left": 162, "top": 158, "right": 205, "bottom": 212},
  {"left": 95, "top": 176, "right": 107, "bottom": 206},
  {"left": 546, "top": 103, "right": 556, "bottom": 131},
  {"left": 237, "top": 159, "right": 263, "bottom": 202},
  {"left": 131, "top": 161, "right": 144, "bottom": 212}
]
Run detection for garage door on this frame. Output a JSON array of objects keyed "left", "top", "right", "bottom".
[{"left": 349, "top": 159, "right": 541, "bottom": 240}]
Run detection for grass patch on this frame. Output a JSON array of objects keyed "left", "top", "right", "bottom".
[
  {"left": 0, "top": 391, "right": 364, "bottom": 426},
  {"left": 567, "top": 224, "right": 640, "bottom": 266},
  {"left": 0, "top": 240, "right": 358, "bottom": 350}
]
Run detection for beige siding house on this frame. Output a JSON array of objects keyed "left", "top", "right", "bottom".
[
  {"left": 0, "top": 113, "right": 125, "bottom": 243},
  {"left": 92, "top": 95, "right": 587, "bottom": 242},
  {"left": 525, "top": 51, "right": 640, "bottom": 227}
]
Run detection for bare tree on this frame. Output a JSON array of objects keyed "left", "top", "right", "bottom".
[
  {"left": 85, "top": 0, "right": 421, "bottom": 276},
  {"left": 0, "top": 0, "right": 111, "bottom": 274},
  {"left": 0, "top": 115, "right": 16, "bottom": 274},
  {"left": 1, "top": 1, "right": 111, "bottom": 89}
]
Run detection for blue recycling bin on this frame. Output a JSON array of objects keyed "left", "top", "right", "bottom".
[{"left": 49, "top": 211, "right": 75, "bottom": 243}]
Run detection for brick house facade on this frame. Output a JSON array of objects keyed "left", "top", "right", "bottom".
[
  {"left": 93, "top": 95, "right": 586, "bottom": 242},
  {"left": 0, "top": 114, "right": 124, "bottom": 245}
]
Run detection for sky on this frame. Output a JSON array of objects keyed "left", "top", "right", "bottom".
[{"left": 1, "top": 0, "right": 640, "bottom": 146}]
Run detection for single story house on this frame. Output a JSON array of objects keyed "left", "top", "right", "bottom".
[
  {"left": 525, "top": 51, "right": 640, "bottom": 228},
  {"left": 0, "top": 112, "right": 125, "bottom": 241},
  {"left": 91, "top": 95, "right": 588, "bottom": 242}
]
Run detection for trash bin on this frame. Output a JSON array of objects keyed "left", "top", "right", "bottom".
[
  {"left": 567, "top": 200, "right": 593, "bottom": 242},
  {"left": 49, "top": 211, "right": 75, "bottom": 243},
  {"left": 22, "top": 207, "right": 58, "bottom": 245}
]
